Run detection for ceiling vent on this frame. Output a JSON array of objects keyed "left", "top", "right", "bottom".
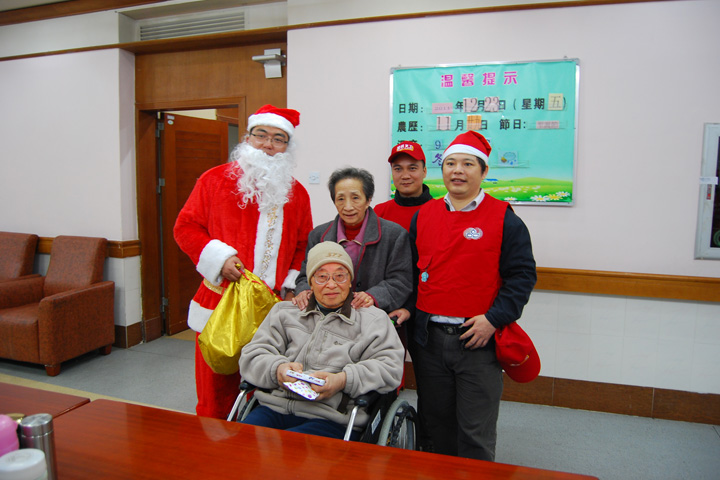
[{"left": 138, "top": 9, "right": 246, "bottom": 41}]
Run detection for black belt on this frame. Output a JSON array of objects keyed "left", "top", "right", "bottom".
[{"left": 429, "top": 322, "right": 469, "bottom": 336}]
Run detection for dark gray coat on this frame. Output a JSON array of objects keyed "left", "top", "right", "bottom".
[{"left": 295, "top": 208, "right": 413, "bottom": 312}]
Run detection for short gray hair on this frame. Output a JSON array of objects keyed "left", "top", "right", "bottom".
[{"left": 327, "top": 167, "right": 374, "bottom": 201}]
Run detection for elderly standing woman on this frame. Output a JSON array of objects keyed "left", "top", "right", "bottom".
[{"left": 293, "top": 167, "right": 412, "bottom": 319}]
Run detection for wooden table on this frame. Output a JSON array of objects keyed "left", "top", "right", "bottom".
[
  {"left": 54, "top": 400, "right": 597, "bottom": 479},
  {"left": 0, "top": 382, "right": 90, "bottom": 418}
]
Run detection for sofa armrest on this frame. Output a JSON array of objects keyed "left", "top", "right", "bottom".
[
  {"left": 0, "top": 275, "right": 44, "bottom": 309},
  {"left": 37, "top": 281, "right": 115, "bottom": 366},
  {"left": 0, "top": 273, "right": 41, "bottom": 284}
]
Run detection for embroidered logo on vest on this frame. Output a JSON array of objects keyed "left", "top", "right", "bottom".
[{"left": 463, "top": 227, "right": 483, "bottom": 240}]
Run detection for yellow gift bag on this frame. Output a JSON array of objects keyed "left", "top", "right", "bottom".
[{"left": 198, "top": 270, "right": 280, "bottom": 375}]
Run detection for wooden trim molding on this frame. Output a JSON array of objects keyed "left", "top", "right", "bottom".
[
  {"left": 135, "top": 96, "right": 246, "bottom": 113},
  {"left": 0, "top": 0, "right": 166, "bottom": 27},
  {"left": 34, "top": 238, "right": 719, "bottom": 302},
  {"left": 37, "top": 237, "right": 140, "bottom": 259},
  {"left": 107, "top": 240, "right": 141, "bottom": 258},
  {"left": 0, "top": 0, "right": 672, "bottom": 28},
  {"left": 536, "top": 267, "right": 720, "bottom": 303},
  {"left": 36, "top": 237, "right": 53, "bottom": 254},
  {"left": 0, "top": 27, "right": 289, "bottom": 62}
]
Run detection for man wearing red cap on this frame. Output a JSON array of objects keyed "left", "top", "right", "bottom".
[
  {"left": 409, "top": 130, "right": 537, "bottom": 461},
  {"left": 375, "top": 141, "right": 434, "bottom": 327},
  {"left": 174, "top": 104, "right": 313, "bottom": 419},
  {"left": 375, "top": 141, "right": 434, "bottom": 231},
  {"left": 374, "top": 140, "right": 434, "bottom": 403}
]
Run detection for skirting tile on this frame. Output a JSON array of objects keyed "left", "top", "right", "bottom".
[
  {"left": 501, "top": 374, "right": 554, "bottom": 405},
  {"left": 145, "top": 316, "right": 163, "bottom": 342},
  {"left": 113, "top": 323, "right": 143, "bottom": 349},
  {"left": 402, "top": 363, "right": 719, "bottom": 425},
  {"left": 653, "top": 388, "right": 720, "bottom": 425},
  {"left": 553, "top": 378, "right": 654, "bottom": 417}
]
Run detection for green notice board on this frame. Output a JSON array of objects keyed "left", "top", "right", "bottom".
[{"left": 391, "top": 59, "right": 579, "bottom": 205}]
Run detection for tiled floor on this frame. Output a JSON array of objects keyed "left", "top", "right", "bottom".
[{"left": 1, "top": 335, "right": 719, "bottom": 479}]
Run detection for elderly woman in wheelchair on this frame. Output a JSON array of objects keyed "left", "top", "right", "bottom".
[{"left": 237, "top": 242, "right": 407, "bottom": 442}]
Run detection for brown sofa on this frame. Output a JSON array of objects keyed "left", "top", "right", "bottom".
[
  {"left": 0, "top": 236, "right": 115, "bottom": 376},
  {"left": 0, "top": 232, "right": 39, "bottom": 282}
]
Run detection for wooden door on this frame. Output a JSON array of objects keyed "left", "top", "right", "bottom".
[{"left": 160, "top": 113, "right": 229, "bottom": 335}]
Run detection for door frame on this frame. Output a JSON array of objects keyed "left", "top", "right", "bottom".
[{"left": 136, "top": 97, "right": 246, "bottom": 342}]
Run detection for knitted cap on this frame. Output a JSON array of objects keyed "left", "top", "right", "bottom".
[
  {"left": 441, "top": 131, "right": 492, "bottom": 163},
  {"left": 247, "top": 104, "right": 300, "bottom": 138},
  {"left": 306, "top": 242, "right": 354, "bottom": 282}
]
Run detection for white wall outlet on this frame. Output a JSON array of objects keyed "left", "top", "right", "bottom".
[{"left": 309, "top": 171, "right": 320, "bottom": 184}]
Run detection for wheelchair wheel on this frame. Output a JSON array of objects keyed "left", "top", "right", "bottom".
[
  {"left": 237, "top": 395, "right": 258, "bottom": 422},
  {"left": 376, "top": 397, "right": 417, "bottom": 450}
]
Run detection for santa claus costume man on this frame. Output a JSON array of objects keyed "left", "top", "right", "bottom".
[{"left": 174, "top": 104, "right": 313, "bottom": 418}]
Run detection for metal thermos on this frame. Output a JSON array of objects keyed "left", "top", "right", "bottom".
[{"left": 19, "top": 414, "right": 57, "bottom": 480}]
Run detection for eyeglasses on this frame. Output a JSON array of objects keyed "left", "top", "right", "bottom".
[
  {"left": 313, "top": 271, "right": 349, "bottom": 285},
  {"left": 250, "top": 133, "right": 289, "bottom": 147}
]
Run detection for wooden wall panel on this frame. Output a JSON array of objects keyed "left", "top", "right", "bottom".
[{"left": 135, "top": 43, "right": 287, "bottom": 113}]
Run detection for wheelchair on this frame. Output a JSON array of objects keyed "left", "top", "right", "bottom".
[{"left": 227, "top": 381, "right": 418, "bottom": 449}]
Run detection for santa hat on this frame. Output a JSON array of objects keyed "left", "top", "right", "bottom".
[
  {"left": 247, "top": 104, "right": 300, "bottom": 138},
  {"left": 388, "top": 141, "right": 426, "bottom": 164},
  {"left": 495, "top": 322, "right": 541, "bottom": 383},
  {"left": 441, "top": 131, "right": 492, "bottom": 164}
]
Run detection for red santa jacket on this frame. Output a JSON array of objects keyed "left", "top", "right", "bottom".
[{"left": 174, "top": 163, "right": 313, "bottom": 332}]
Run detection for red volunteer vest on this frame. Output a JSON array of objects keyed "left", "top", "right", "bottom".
[
  {"left": 415, "top": 195, "right": 508, "bottom": 317},
  {"left": 374, "top": 200, "right": 422, "bottom": 231}
]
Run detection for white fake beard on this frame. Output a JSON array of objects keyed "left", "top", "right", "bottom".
[{"left": 228, "top": 142, "right": 297, "bottom": 212}]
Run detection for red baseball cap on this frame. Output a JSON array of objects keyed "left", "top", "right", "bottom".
[
  {"left": 388, "top": 141, "right": 426, "bottom": 163},
  {"left": 495, "top": 322, "right": 540, "bottom": 383}
]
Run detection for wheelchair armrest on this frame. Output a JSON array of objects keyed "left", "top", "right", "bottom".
[
  {"left": 343, "top": 391, "right": 383, "bottom": 441},
  {"left": 354, "top": 391, "right": 381, "bottom": 408},
  {"left": 228, "top": 381, "right": 258, "bottom": 422},
  {"left": 239, "top": 380, "right": 256, "bottom": 391}
]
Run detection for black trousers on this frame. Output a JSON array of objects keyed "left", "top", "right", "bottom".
[{"left": 412, "top": 324, "right": 503, "bottom": 461}]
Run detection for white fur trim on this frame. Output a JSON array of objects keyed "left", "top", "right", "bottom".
[
  {"left": 253, "top": 208, "right": 284, "bottom": 290},
  {"left": 282, "top": 269, "right": 299, "bottom": 290},
  {"left": 248, "top": 113, "right": 295, "bottom": 138},
  {"left": 442, "top": 144, "right": 489, "bottom": 162},
  {"left": 197, "top": 239, "right": 238, "bottom": 286},
  {"left": 188, "top": 300, "right": 213, "bottom": 332}
]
